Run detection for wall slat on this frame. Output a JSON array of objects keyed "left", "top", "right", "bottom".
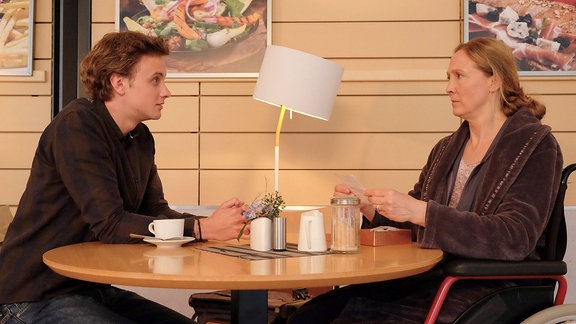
[
  {"left": 272, "top": 22, "right": 461, "bottom": 58},
  {"left": 200, "top": 96, "right": 459, "bottom": 132},
  {"left": 200, "top": 170, "right": 422, "bottom": 206},
  {"left": 154, "top": 133, "right": 199, "bottom": 169},
  {"left": 0, "top": 134, "right": 39, "bottom": 168},
  {"left": 0, "top": 97, "right": 51, "bottom": 131},
  {"left": 272, "top": 0, "right": 460, "bottom": 22},
  {"left": 0, "top": 170, "right": 29, "bottom": 205},
  {"left": 200, "top": 133, "right": 446, "bottom": 170},
  {"left": 145, "top": 96, "right": 199, "bottom": 132}
]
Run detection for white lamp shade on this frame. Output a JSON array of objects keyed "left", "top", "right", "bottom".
[{"left": 253, "top": 45, "right": 343, "bottom": 120}]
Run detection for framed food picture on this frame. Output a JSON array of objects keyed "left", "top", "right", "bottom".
[
  {"left": 116, "top": 0, "right": 271, "bottom": 78},
  {"left": 0, "top": 0, "right": 34, "bottom": 76},
  {"left": 464, "top": 0, "right": 576, "bottom": 76}
]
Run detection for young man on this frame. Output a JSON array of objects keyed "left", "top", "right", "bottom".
[{"left": 0, "top": 31, "right": 247, "bottom": 323}]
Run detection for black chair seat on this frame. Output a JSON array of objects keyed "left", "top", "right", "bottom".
[
  {"left": 443, "top": 259, "right": 567, "bottom": 277},
  {"left": 453, "top": 285, "right": 556, "bottom": 323}
]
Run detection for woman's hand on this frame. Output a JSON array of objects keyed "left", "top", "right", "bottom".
[
  {"left": 364, "top": 188, "right": 427, "bottom": 227},
  {"left": 334, "top": 184, "right": 376, "bottom": 220},
  {"left": 200, "top": 198, "right": 249, "bottom": 241}
]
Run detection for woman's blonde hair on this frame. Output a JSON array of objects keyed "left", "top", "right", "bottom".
[{"left": 454, "top": 37, "right": 546, "bottom": 120}]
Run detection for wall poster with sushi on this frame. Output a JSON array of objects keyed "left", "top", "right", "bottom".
[
  {"left": 117, "top": 0, "right": 271, "bottom": 78},
  {"left": 465, "top": 0, "right": 576, "bottom": 76}
]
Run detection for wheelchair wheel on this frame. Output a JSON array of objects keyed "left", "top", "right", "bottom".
[{"left": 521, "top": 304, "right": 576, "bottom": 324}]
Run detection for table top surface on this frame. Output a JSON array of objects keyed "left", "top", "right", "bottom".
[{"left": 43, "top": 240, "right": 444, "bottom": 290}]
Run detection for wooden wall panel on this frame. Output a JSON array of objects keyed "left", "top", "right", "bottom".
[
  {"left": 166, "top": 81, "right": 200, "bottom": 96},
  {"left": 0, "top": 170, "right": 29, "bottom": 205},
  {"left": 555, "top": 134, "right": 576, "bottom": 170},
  {"left": 201, "top": 80, "right": 450, "bottom": 95},
  {"left": 145, "top": 96, "right": 199, "bottom": 132},
  {"left": 523, "top": 80, "right": 576, "bottom": 94},
  {"left": 35, "top": 0, "right": 52, "bottom": 22},
  {"left": 272, "top": 22, "right": 460, "bottom": 58},
  {"left": 200, "top": 96, "right": 276, "bottom": 132},
  {"left": 34, "top": 23, "right": 52, "bottom": 59},
  {"left": 0, "top": 134, "right": 39, "bottom": 168},
  {"left": 540, "top": 95, "right": 576, "bottom": 131},
  {"left": 91, "top": 23, "right": 115, "bottom": 46},
  {"left": 96, "top": 0, "right": 461, "bottom": 25},
  {"left": 200, "top": 133, "right": 446, "bottom": 170},
  {"left": 201, "top": 81, "right": 255, "bottom": 96},
  {"left": 153, "top": 133, "right": 198, "bottom": 169},
  {"left": 335, "top": 58, "right": 451, "bottom": 71},
  {"left": 335, "top": 58, "right": 450, "bottom": 79},
  {"left": 0, "top": 97, "right": 51, "bottom": 131},
  {"left": 272, "top": 0, "right": 459, "bottom": 22},
  {"left": 157, "top": 170, "right": 199, "bottom": 205},
  {"left": 199, "top": 170, "right": 422, "bottom": 206},
  {"left": 341, "top": 81, "right": 447, "bottom": 95},
  {"left": 200, "top": 96, "right": 459, "bottom": 132},
  {"left": 557, "top": 133, "right": 576, "bottom": 206},
  {"left": 93, "top": 0, "right": 115, "bottom": 22},
  {"left": 0, "top": 60, "right": 51, "bottom": 95}
]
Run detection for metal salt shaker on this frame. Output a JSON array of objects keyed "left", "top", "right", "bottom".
[{"left": 273, "top": 217, "right": 287, "bottom": 251}]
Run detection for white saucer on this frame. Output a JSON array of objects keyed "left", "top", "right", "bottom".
[{"left": 143, "top": 236, "right": 195, "bottom": 249}]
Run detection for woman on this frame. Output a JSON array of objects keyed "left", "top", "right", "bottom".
[{"left": 288, "top": 37, "right": 563, "bottom": 323}]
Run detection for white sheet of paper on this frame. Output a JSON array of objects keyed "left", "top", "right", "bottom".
[{"left": 336, "top": 174, "right": 369, "bottom": 204}]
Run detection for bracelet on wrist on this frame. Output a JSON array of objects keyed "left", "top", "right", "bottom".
[{"left": 196, "top": 216, "right": 203, "bottom": 242}]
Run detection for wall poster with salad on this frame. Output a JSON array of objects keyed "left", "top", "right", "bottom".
[
  {"left": 0, "top": 0, "right": 34, "bottom": 76},
  {"left": 117, "top": 0, "right": 271, "bottom": 78},
  {"left": 465, "top": 0, "right": 576, "bottom": 76}
]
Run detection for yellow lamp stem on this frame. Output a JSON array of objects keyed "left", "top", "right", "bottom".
[
  {"left": 275, "top": 105, "right": 286, "bottom": 146},
  {"left": 274, "top": 105, "right": 287, "bottom": 192}
]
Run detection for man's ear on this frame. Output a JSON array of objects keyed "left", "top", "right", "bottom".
[{"left": 109, "top": 73, "right": 126, "bottom": 96}]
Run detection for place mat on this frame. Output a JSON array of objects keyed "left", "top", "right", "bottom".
[{"left": 198, "top": 243, "right": 330, "bottom": 260}]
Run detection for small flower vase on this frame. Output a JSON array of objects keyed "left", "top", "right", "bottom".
[{"left": 250, "top": 217, "right": 272, "bottom": 251}]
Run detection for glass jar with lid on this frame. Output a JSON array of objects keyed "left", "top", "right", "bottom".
[{"left": 330, "top": 196, "right": 361, "bottom": 253}]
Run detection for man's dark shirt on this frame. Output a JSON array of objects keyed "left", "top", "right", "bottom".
[{"left": 0, "top": 98, "right": 191, "bottom": 303}]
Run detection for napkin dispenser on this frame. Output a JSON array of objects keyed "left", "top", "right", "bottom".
[{"left": 360, "top": 226, "right": 411, "bottom": 246}]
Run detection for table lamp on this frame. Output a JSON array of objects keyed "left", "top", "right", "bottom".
[{"left": 253, "top": 45, "right": 343, "bottom": 192}]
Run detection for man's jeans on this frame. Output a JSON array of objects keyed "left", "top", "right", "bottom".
[{"left": 0, "top": 286, "right": 192, "bottom": 324}]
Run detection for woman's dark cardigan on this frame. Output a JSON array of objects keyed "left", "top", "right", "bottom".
[{"left": 369, "top": 107, "right": 563, "bottom": 261}]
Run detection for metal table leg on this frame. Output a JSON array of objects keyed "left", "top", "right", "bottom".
[{"left": 231, "top": 290, "right": 268, "bottom": 324}]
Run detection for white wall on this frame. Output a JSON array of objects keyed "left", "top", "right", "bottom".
[{"left": 116, "top": 286, "right": 211, "bottom": 318}]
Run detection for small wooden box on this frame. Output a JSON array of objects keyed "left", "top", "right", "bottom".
[{"left": 359, "top": 227, "right": 411, "bottom": 246}]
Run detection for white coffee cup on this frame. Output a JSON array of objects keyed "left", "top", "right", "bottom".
[
  {"left": 148, "top": 219, "right": 184, "bottom": 240},
  {"left": 298, "top": 210, "right": 327, "bottom": 252}
]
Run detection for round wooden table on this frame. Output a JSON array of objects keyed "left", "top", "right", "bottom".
[{"left": 44, "top": 240, "right": 443, "bottom": 323}]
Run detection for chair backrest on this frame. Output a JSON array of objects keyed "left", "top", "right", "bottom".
[{"left": 538, "top": 163, "right": 576, "bottom": 261}]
